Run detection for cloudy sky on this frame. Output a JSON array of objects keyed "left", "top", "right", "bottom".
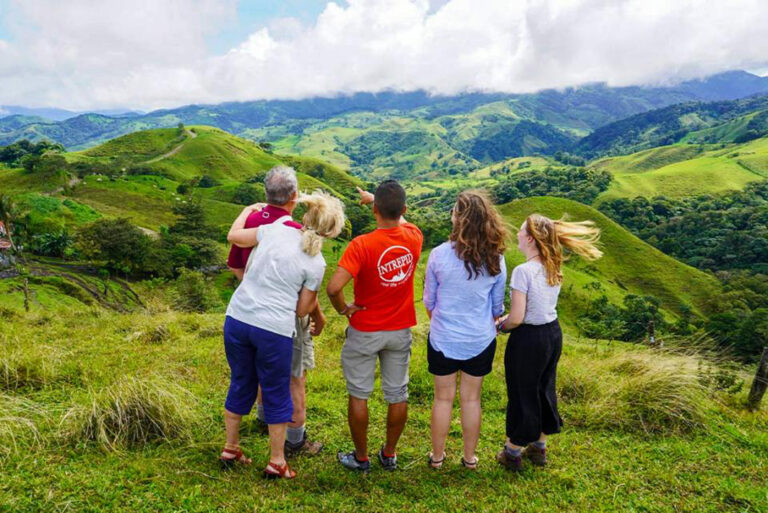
[{"left": 1, "top": 0, "right": 767, "bottom": 111}]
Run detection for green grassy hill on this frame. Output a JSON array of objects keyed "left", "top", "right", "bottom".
[
  {"left": 498, "top": 197, "right": 721, "bottom": 319},
  {"left": 0, "top": 127, "right": 365, "bottom": 232},
  {"left": 0, "top": 258, "right": 765, "bottom": 512},
  {"left": 592, "top": 137, "right": 768, "bottom": 201}
]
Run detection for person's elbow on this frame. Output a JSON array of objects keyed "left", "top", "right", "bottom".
[
  {"left": 326, "top": 281, "right": 342, "bottom": 297},
  {"left": 297, "top": 303, "right": 311, "bottom": 318}
]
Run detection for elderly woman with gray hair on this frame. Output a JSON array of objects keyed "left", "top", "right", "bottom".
[{"left": 221, "top": 166, "right": 345, "bottom": 478}]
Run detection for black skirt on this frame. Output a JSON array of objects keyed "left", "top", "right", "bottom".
[{"left": 504, "top": 319, "right": 563, "bottom": 446}]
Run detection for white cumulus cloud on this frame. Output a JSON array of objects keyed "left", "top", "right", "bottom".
[{"left": 1, "top": 0, "right": 767, "bottom": 110}]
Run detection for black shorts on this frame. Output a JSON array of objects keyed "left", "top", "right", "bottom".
[{"left": 427, "top": 335, "right": 497, "bottom": 377}]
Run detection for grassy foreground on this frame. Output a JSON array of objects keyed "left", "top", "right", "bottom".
[{"left": 1, "top": 292, "right": 766, "bottom": 512}]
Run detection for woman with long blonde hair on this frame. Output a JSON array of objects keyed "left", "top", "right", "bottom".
[
  {"left": 223, "top": 190, "right": 345, "bottom": 479},
  {"left": 423, "top": 190, "right": 508, "bottom": 470},
  {"left": 497, "top": 214, "right": 602, "bottom": 471}
]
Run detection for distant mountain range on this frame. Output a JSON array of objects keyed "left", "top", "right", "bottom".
[
  {"left": 0, "top": 105, "right": 143, "bottom": 121},
  {"left": 2, "top": 70, "right": 768, "bottom": 178}
]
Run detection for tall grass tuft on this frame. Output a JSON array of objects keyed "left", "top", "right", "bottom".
[
  {"left": 1, "top": 343, "right": 81, "bottom": 390},
  {"left": 62, "top": 376, "right": 198, "bottom": 449},
  {"left": 0, "top": 394, "right": 43, "bottom": 458},
  {"left": 560, "top": 351, "right": 709, "bottom": 434}
]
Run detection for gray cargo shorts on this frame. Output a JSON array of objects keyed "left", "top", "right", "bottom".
[
  {"left": 341, "top": 325, "right": 412, "bottom": 404},
  {"left": 291, "top": 315, "right": 315, "bottom": 378}
]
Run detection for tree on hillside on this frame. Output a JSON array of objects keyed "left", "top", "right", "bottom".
[
  {"left": 169, "top": 200, "right": 217, "bottom": 239},
  {"left": 232, "top": 183, "right": 265, "bottom": 205},
  {"left": 0, "top": 139, "right": 64, "bottom": 167},
  {"left": 21, "top": 154, "right": 68, "bottom": 176},
  {"left": 76, "top": 218, "right": 151, "bottom": 275}
]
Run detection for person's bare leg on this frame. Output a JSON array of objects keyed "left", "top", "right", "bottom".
[
  {"left": 348, "top": 396, "right": 369, "bottom": 458},
  {"left": 268, "top": 423, "right": 288, "bottom": 466},
  {"left": 538, "top": 433, "right": 546, "bottom": 443},
  {"left": 458, "top": 372, "right": 484, "bottom": 463},
  {"left": 431, "top": 373, "right": 457, "bottom": 460},
  {"left": 383, "top": 401, "right": 407, "bottom": 455},
  {"left": 222, "top": 409, "right": 251, "bottom": 463},
  {"left": 288, "top": 375, "right": 306, "bottom": 428}
]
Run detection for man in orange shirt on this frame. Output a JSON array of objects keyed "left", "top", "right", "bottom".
[{"left": 326, "top": 180, "right": 423, "bottom": 472}]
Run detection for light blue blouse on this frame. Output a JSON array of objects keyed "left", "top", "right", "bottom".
[{"left": 423, "top": 242, "right": 507, "bottom": 360}]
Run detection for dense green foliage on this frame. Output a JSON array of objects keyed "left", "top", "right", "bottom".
[
  {"left": 0, "top": 139, "right": 64, "bottom": 167},
  {"left": 75, "top": 218, "right": 152, "bottom": 275},
  {"left": 577, "top": 288, "right": 667, "bottom": 342},
  {"left": 597, "top": 181, "right": 768, "bottom": 273},
  {"left": 493, "top": 167, "right": 612, "bottom": 205}
]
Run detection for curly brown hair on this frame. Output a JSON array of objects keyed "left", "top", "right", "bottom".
[{"left": 450, "top": 190, "right": 508, "bottom": 279}]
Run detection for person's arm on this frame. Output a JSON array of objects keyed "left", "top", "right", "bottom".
[
  {"left": 500, "top": 290, "right": 526, "bottom": 331},
  {"left": 356, "top": 186, "right": 408, "bottom": 225},
  {"left": 296, "top": 287, "right": 318, "bottom": 318},
  {"left": 229, "top": 267, "right": 244, "bottom": 281},
  {"left": 326, "top": 267, "right": 365, "bottom": 318},
  {"left": 423, "top": 253, "right": 438, "bottom": 320},
  {"left": 227, "top": 203, "right": 266, "bottom": 248},
  {"left": 309, "top": 300, "right": 326, "bottom": 336},
  {"left": 491, "top": 257, "right": 507, "bottom": 320}
]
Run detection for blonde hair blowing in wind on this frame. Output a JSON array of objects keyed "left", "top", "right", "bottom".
[
  {"left": 298, "top": 190, "right": 346, "bottom": 256},
  {"left": 525, "top": 214, "right": 603, "bottom": 286}
]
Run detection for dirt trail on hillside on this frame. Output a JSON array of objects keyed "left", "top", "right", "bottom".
[{"left": 143, "top": 129, "right": 197, "bottom": 164}]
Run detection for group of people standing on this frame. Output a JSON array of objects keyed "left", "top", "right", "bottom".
[{"left": 220, "top": 165, "right": 602, "bottom": 479}]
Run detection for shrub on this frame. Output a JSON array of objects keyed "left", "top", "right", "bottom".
[
  {"left": 61, "top": 377, "right": 197, "bottom": 449},
  {"left": 171, "top": 269, "right": 220, "bottom": 313}
]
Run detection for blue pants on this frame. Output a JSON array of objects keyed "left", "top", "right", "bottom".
[{"left": 223, "top": 316, "right": 293, "bottom": 424}]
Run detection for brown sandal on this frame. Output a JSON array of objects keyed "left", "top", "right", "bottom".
[
  {"left": 264, "top": 461, "right": 296, "bottom": 479},
  {"left": 461, "top": 456, "right": 479, "bottom": 470},
  {"left": 427, "top": 452, "right": 445, "bottom": 469},
  {"left": 219, "top": 447, "right": 252, "bottom": 469}
]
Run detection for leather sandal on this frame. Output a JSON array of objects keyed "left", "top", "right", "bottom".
[
  {"left": 461, "top": 456, "right": 479, "bottom": 470},
  {"left": 219, "top": 447, "right": 252, "bottom": 469},
  {"left": 264, "top": 461, "right": 296, "bottom": 479},
  {"left": 427, "top": 452, "right": 445, "bottom": 469}
]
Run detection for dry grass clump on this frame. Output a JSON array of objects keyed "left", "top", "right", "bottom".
[
  {"left": 125, "top": 323, "right": 172, "bottom": 345},
  {"left": 0, "top": 341, "right": 81, "bottom": 390},
  {"left": 61, "top": 376, "right": 198, "bottom": 449},
  {"left": 559, "top": 350, "right": 709, "bottom": 434},
  {"left": 0, "top": 394, "right": 42, "bottom": 458}
]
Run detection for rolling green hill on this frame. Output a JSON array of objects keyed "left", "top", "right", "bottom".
[
  {"left": 575, "top": 94, "right": 768, "bottom": 158},
  {"left": 0, "top": 126, "right": 365, "bottom": 232},
  {"left": 592, "top": 137, "right": 768, "bottom": 201},
  {"left": 498, "top": 197, "right": 721, "bottom": 319}
]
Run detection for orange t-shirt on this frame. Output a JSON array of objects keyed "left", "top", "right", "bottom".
[{"left": 338, "top": 223, "right": 423, "bottom": 332}]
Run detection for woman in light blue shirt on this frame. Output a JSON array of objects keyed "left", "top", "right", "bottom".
[{"left": 423, "top": 190, "right": 508, "bottom": 469}]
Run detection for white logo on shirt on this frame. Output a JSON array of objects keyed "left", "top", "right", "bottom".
[{"left": 377, "top": 245, "right": 414, "bottom": 287}]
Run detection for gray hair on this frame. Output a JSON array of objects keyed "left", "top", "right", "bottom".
[{"left": 264, "top": 165, "right": 298, "bottom": 205}]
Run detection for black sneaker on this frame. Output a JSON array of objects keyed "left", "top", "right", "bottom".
[
  {"left": 377, "top": 448, "right": 397, "bottom": 471},
  {"left": 337, "top": 450, "right": 370, "bottom": 472}
]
